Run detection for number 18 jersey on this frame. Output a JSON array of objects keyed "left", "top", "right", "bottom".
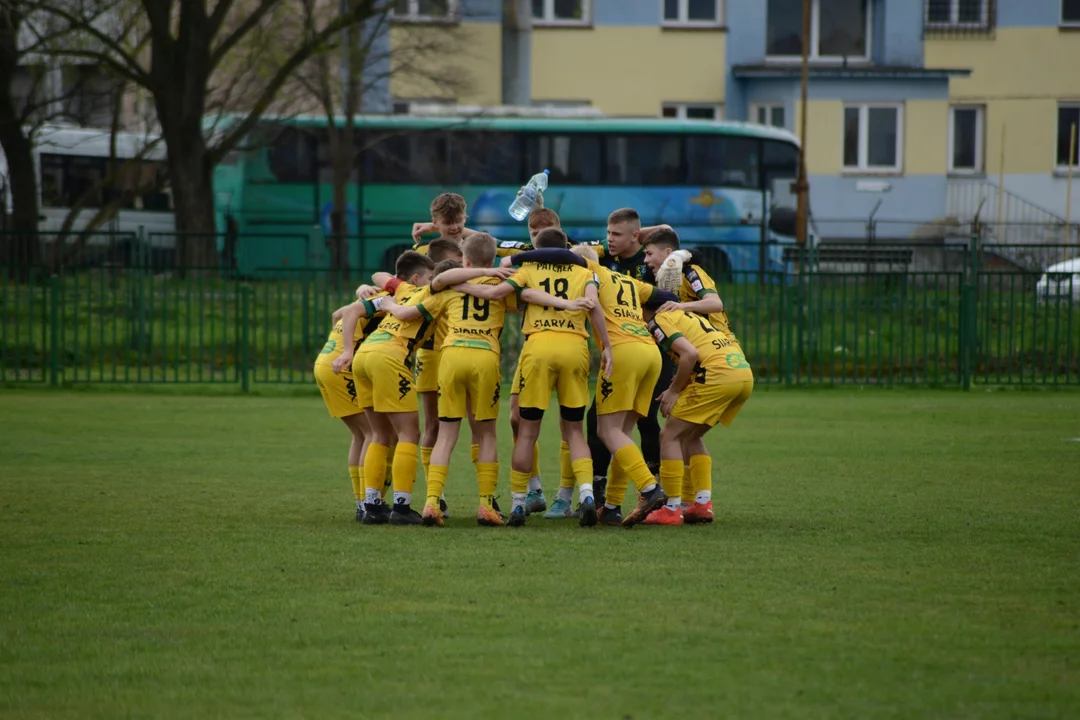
[{"left": 505, "top": 263, "right": 597, "bottom": 338}]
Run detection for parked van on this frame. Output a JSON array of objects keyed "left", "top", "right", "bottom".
[{"left": 1036, "top": 258, "right": 1080, "bottom": 303}]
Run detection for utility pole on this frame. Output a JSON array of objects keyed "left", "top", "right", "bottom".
[{"left": 794, "top": 0, "right": 811, "bottom": 246}]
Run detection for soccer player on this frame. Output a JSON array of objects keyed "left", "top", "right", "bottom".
[
  {"left": 456, "top": 228, "right": 613, "bottom": 527},
  {"left": 380, "top": 234, "right": 517, "bottom": 527},
  {"left": 314, "top": 291, "right": 381, "bottom": 521},
  {"left": 508, "top": 243, "right": 675, "bottom": 526},
  {"left": 412, "top": 193, "right": 468, "bottom": 246},
  {"left": 332, "top": 251, "right": 453, "bottom": 525},
  {"left": 642, "top": 227, "right": 731, "bottom": 337},
  {"left": 629, "top": 261, "right": 754, "bottom": 527}
]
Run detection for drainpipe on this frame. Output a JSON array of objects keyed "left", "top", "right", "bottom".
[{"left": 502, "top": 0, "right": 532, "bottom": 106}]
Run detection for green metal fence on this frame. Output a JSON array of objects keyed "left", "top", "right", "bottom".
[{"left": 3, "top": 239, "right": 1079, "bottom": 389}]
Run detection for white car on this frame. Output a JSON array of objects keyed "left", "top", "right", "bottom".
[{"left": 1036, "top": 258, "right": 1080, "bottom": 303}]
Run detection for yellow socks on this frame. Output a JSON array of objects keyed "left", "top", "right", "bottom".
[
  {"left": 384, "top": 443, "right": 396, "bottom": 498},
  {"left": 689, "top": 454, "right": 712, "bottom": 503},
  {"left": 349, "top": 465, "right": 363, "bottom": 501},
  {"left": 571, "top": 457, "right": 594, "bottom": 501},
  {"left": 426, "top": 464, "right": 448, "bottom": 507},
  {"left": 660, "top": 459, "right": 683, "bottom": 509},
  {"left": 471, "top": 444, "right": 480, "bottom": 467},
  {"left": 364, "top": 443, "right": 389, "bottom": 502},
  {"left": 681, "top": 464, "right": 694, "bottom": 505},
  {"left": 392, "top": 442, "right": 419, "bottom": 500},
  {"left": 606, "top": 457, "right": 628, "bottom": 509},
  {"left": 613, "top": 444, "right": 656, "bottom": 494},
  {"left": 477, "top": 462, "right": 499, "bottom": 506},
  {"left": 510, "top": 469, "right": 531, "bottom": 494},
  {"left": 421, "top": 446, "right": 433, "bottom": 483},
  {"left": 559, "top": 441, "right": 574, "bottom": 489}
]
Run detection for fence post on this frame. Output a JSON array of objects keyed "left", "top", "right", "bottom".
[
  {"left": 959, "top": 233, "right": 979, "bottom": 390},
  {"left": 49, "top": 274, "right": 60, "bottom": 387},
  {"left": 240, "top": 285, "right": 251, "bottom": 393}
]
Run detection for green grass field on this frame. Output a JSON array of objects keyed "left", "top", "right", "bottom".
[{"left": 1, "top": 389, "right": 1079, "bottom": 718}]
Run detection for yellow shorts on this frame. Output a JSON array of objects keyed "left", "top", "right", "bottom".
[
  {"left": 672, "top": 378, "right": 754, "bottom": 428},
  {"left": 414, "top": 348, "right": 440, "bottom": 394},
  {"left": 510, "top": 353, "right": 524, "bottom": 398},
  {"left": 597, "top": 341, "right": 662, "bottom": 417},
  {"left": 313, "top": 362, "right": 362, "bottom": 418},
  {"left": 437, "top": 347, "right": 501, "bottom": 422},
  {"left": 352, "top": 350, "right": 417, "bottom": 413},
  {"left": 517, "top": 333, "right": 590, "bottom": 412}
]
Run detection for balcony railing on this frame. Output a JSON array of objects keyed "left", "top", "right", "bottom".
[{"left": 923, "top": 0, "right": 996, "bottom": 38}]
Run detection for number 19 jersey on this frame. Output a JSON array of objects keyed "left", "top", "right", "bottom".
[
  {"left": 505, "top": 263, "right": 597, "bottom": 338},
  {"left": 441, "top": 276, "right": 518, "bottom": 356}
]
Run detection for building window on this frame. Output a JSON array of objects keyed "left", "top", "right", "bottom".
[
  {"left": 662, "top": 103, "right": 723, "bottom": 120},
  {"left": 948, "top": 106, "right": 984, "bottom": 174},
  {"left": 662, "top": 0, "right": 723, "bottom": 26},
  {"left": 925, "top": 0, "right": 991, "bottom": 28},
  {"left": 843, "top": 104, "right": 902, "bottom": 173},
  {"left": 391, "top": 0, "right": 457, "bottom": 21},
  {"left": 750, "top": 103, "right": 786, "bottom": 129},
  {"left": 532, "top": 0, "right": 590, "bottom": 25},
  {"left": 1058, "top": 104, "right": 1080, "bottom": 169},
  {"left": 1064, "top": 0, "right": 1080, "bottom": 25},
  {"left": 766, "top": 0, "right": 871, "bottom": 61}
]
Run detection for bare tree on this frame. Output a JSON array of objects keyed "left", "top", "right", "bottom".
[
  {"left": 290, "top": 0, "right": 468, "bottom": 282},
  {"left": 27, "top": 0, "right": 395, "bottom": 270}
]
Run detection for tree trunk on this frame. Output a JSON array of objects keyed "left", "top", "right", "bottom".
[
  {"left": 0, "top": 124, "right": 41, "bottom": 279},
  {"left": 156, "top": 98, "right": 217, "bottom": 274}
]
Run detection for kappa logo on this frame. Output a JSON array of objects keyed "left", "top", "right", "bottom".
[
  {"left": 600, "top": 377, "right": 613, "bottom": 403},
  {"left": 397, "top": 373, "right": 411, "bottom": 400},
  {"left": 491, "top": 383, "right": 501, "bottom": 407},
  {"left": 517, "top": 372, "right": 526, "bottom": 392},
  {"left": 344, "top": 377, "right": 357, "bottom": 400}
]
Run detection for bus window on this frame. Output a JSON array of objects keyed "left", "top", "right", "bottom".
[
  {"left": 266, "top": 127, "right": 316, "bottom": 182},
  {"left": 762, "top": 139, "right": 799, "bottom": 205},
  {"left": 686, "top": 136, "right": 760, "bottom": 189},
  {"left": 523, "top": 133, "right": 601, "bottom": 185},
  {"left": 39, "top": 153, "right": 105, "bottom": 207},
  {"left": 449, "top": 132, "right": 521, "bottom": 184},
  {"left": 603, "top": 135, "right": 684, "bottom": 185},
  {"left": 366, "top": 132, "right": 451, "bottom": 183}
]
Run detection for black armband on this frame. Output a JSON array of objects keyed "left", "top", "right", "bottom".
[
  {"left": 643, "top": 289, "right": 679, "bottom": 309},
  {"left": 511, "top": 249, "right": 586, "bottom": 267}
]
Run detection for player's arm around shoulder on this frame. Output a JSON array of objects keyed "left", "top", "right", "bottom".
[{"left": 332, "top": 299, "right": 376, "bottom": 373}]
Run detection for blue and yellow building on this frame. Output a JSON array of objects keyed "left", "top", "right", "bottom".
[{"left": 381, "top": 0, "right": 1080, "bottom": 237}]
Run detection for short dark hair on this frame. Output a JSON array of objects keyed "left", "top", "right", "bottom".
[
  {"left": 426, "top": 237, "right": 463, "bottom": 263},
  {"left": 395, "top": 250, "right": 435, "bottom": 281},
  {"left": 433, "top": 259, "right": 461, "bottom": 276},
  {"left": 533, "top": 227, "right": 569, "bottom": 249},
  {"left": 528, "top": 208, "right": 561, "bottom": 229},
  {"left": 607, "top": 207, "right": 640, "bottom": 226},
  {"left": 644, "top": 227, "right": 680, "bottom": 251}
]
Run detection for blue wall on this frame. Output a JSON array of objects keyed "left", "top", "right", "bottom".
[
  {"left": 809, "top": 175, "right": 948, "bottom": 239},
  {"left": 878, "top": 0, "right": 923, "bottom": 66},
  {"left": 462, "top": 0, "right": 501, "bottom": 22},
  {"left": 997, "top": 0, "right": 1064, "bottom": 27},
  {"left": 593, "top": 0, "right": 662, "bottom": 25}
]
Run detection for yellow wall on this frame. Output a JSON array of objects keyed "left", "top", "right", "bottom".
[
  {"left": 927, "top": 27, "right": 1080, "bottom": 174},
  {"left": 905, "top": 101, "right": 948, "bottom": 176},
  {"left": 389, "top": 22, "right": 502, "bottom": 106},
  {"left": 531, "top": 27, "right": 726, "bottom": 115},
  {"left": 797, "top": 100, "right": 842, "bottom": 175}
]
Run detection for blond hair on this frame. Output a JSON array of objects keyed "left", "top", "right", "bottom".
[
  {"left": 571, "top": 245, "right": 599, "bottom": 263},
  {"left": 461, "top": 233, "right": 497, "bottom": 266},
  {"left": 528, "top": 208, "right": 561, "bottom": 229}
]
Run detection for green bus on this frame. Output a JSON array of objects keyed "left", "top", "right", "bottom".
[{"left": 212, "top": 112, "right": 802, "bottom": 278}]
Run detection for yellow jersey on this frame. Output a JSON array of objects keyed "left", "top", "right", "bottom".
[
  {"left": 359, "top": 284, "right": 452, "bottom": 361},
  {"left": 679, "top": 263, "right": 735, "bottom": 340},
  {"left": 648, "top": 310, "right": 752, "bottom": 384},
  {"left": 584, "top": 258, "right": 655, "bottom": 347},
  {"left": 506, "top": 263, "right": 597, "bottom": 338},
  {"left": 440, "top": 276, "right": 518, "bottom": 355},
  {"left": 314, "top": 293, "right": 388, "bottom": 367}
]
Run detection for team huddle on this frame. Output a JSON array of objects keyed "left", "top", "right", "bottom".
[{"left": 312, "top": 192, "right": 754, "bottom": 528}]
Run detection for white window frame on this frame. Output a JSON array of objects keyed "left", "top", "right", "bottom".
[
  {"left": 925, "top": 0, "right": 991, "bottom": 29},
  {"left": 947, "top": 105, "right": 985, "bottom": 175},
  {"left": 750, "top": 102, "right": 787, "bottom": 129},
  {"left": 766, "top": 0, "right": 872, "bottom": 63},
  {"left": 532, "top": 0, "right": 591, "bottom": 26},
  {"left": 1058, "top": 103, "right": 1080, "bottom": 171},
  {"left": 662, "top": 102, "right": 724, "bottom": 121},
  {"left": 390, "top": 0, "right": 459, "bottom": 22},
  {"left": 661, "top": 0, "right": 724, "bottom": 28},
  {"left": 842, "top": 103, "right": 904, "bottom": 174},
  {"left": 1063, "top": 0, "right": 1080, "bottom": 27}
]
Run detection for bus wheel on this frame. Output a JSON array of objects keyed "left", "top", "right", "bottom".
[{"left": 697, "top": 247, "right": 733, "bottom": 284}]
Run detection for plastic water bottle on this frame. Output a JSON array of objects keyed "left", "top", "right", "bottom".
[{"left": 508, "top": 169, "right": 550, "bottom": 221}]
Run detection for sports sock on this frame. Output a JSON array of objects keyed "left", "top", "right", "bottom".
[
  {"left": 572, "top": 457, "right": 594, "bottom": 503},
  {"left": 470, "top": 443, "right": 480, "bottom": 467},
  {"left": 681, "top": 464, "right": 694, "bottom": 505},
  {"left": 559, "top": 441, "right": 575, "bottom": 490},
  {"left": 527, "top": 476, "right": 543, "bottom": 494},
  {"left": 556, "top": 486, "right": 573, "bottom": 503},
  {"left": 383, "top": 444, "right": 396, "bottom": 499},
  {"left": 613, "top": 444, "right": 655, "bottom": 494},
  {"left": 477, "top": 462, "right": 499, "bottom": 505},
  {"left": 364, "top": 443, "right": 388, "bottom": 496},
  {"left": 690, "top": 454, "right": 713, "bottom": 504},
  {"left": 420, "top": 446, "right": 433, "bottom": 483},
  {"left": 531, "top": 442, "right": 541, "bottom": 478},
  {"left": 510, "top": 469, "right": 531, "bottom": 495},
  {"left": 426, "top": 464, "right": 449, "bottom": 508},
  {"left": 606, "top": 453, "right": 629, "bottom": 509},
  {"left": 392, "top": 442, "right": 419, "bottom": 495},
  {"left": 512, "top": 492, "right": 527, "bottom": 512},
  {"left": 349, "top": 465, "right": 363, "bottom": 501},
  {"left": 660, "top": 459, "right": 683, "bottom": 510}
]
